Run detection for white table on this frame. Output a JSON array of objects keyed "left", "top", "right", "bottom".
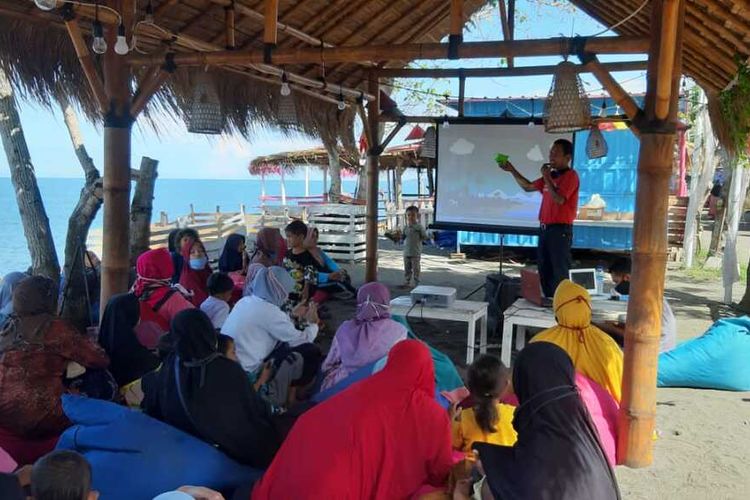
[
  {"left": 500, "top": 298, "right": 628, "bottom": 366},
  {"left": 390, "top": 296, "right": 489, "bottom": 364}
]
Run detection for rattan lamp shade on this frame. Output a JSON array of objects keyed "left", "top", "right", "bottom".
[
  {"left": 421, "top": 126, "right": 436, "bottom": 158},
  {"left": 187, "top": 74, "right": 223, "bottom": 134},
  {"left": 586, "top": 125, "right": 608, "bottom": 159},
  {"left": 278, "top": 92, "right": 298, "bottom": 126},
  {"left": 544, "top": 61, "right": 592, "bottom": 133}
]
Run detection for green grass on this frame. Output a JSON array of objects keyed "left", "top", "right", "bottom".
[{"left": 682, "top": 250, "right": 749, "bottom": 282}]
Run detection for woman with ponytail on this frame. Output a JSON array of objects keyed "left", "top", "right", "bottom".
[{"left": 451, "top": 354, "right": 517, "bottom": 459}]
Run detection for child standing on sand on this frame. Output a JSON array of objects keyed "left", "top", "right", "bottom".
[{"left": 402, "top": 206, "right": 428, "bottom": 288}]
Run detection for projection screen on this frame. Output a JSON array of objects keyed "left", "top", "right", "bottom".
[{"left": 433, "top": 123, "right": 573, "bottom": 234}]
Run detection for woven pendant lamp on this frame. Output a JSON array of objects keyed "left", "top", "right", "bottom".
[
  {"left": 586, "top": 124, "right": 608, "bottom": 159},
  {"left": 278, "top": 91, "right": 297, "bottom": 126},
  {"left": 187, "top": 73, "right": 223, "bottom": 134},
  {"left": 544, "top": 61, "right": 592, "bottom": 133},
  {"left": 421, "top": 126, "right": 436, "bottom": 159}
]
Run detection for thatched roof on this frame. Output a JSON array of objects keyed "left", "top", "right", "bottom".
[
  {"left": 249, "top": 141, "right": 429, "bottom": 175},
  {"left": 0, "top": 0, "right": 486, "bottom": 145}
]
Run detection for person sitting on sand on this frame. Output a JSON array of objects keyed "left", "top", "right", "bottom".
[
  {"left": 250, "top": 228, "right": 286, "bottom": 268},
  {"left": 142, "top": 309, "right": 282, "bottom": 468},
  {"left": 242, "top": 263, "right": 265, "bottom": 297},
  {"left": 200, "top": 272, "right": 234, "bottom": 330},
  {"left": 178, "top": 236, "right": 212, "bottom": 307},
  {"left": 0, "top": 277, "right": 109, "bottom": 461},
  {"left": 218, "top": 234, "right": 247, "bottom": 274},
  {"left": 304, "top": 227, "right": 357, "bottom": 302},
  {"left": 170, "top": 228, "right": 200, "bottom": 284},
  {"left": 251, "top": 340, "right": 453, "bottom": 500},
  {"left": 320, "top": 282, "right": 407, "bottom": 390},
  {"left": 530, "top": 279, "right": 624, "bottom": 402},
  {"left": 467, "top": 343, "right": 620, "bottom": 500}
]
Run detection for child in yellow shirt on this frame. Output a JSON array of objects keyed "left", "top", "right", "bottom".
[{"left": 452, "top": 354, "right": 517, "bottom": 458}]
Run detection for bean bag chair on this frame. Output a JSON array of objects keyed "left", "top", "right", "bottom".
[
  {"left": 56, "top": 396, "right": 261, "bottom": 500},
  {"left": 0, "top": 426, "right": 57, "bottom": 467},
  {"left": 658, "top": 316, "right": 750, "bottom": 391},
  {"left": 393, "top": 315, "right": 465, "bottom": 391},
  {"left": 0, "top": 446, "right": 16, "bottom": 473}
]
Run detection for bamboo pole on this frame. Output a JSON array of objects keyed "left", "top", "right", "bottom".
[
  {"left": 64, "top": 18, "right": 108, "bottom": 113},
  {"left": 619, "top": 0, "right": 685, "bottom": 468},
  {"left": 582, "top": 56, "right": 643, "bottom": 125},
  {"left": 264, "top": 0, "right": 279, "bottom": 47},
  {"left": 131, "top": 68, "right": 170, "bottom": 118},
  {"left": 225, "top": 3, "right": 236, "bottom": 49},
  {"left": 450, "top": 0, "right": 464, "bottom": 39},
  {"left": 655, "top": 0, "right": 680, "bottom": 119},
  {"left": 127, "top": 36, "right": 650, "bottom": 67},
  {"left": 365, "top": 72, "right": 380, "bottom": 283},
  {"left": 377, "top": 60, "right": 648, "bottom": 78},
  {"left": 497, "top": 0, "right": 512, "bottom": 67}
]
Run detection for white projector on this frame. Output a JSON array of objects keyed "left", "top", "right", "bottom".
[{"left": 410, "top": 286, "right": 457, "bottom": 308}]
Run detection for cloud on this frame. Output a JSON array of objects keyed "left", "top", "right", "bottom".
[
  {"left": 449, "top": 138, "right": 475, "bottom": 156},
  {"left": 526, "top": 144, "right": 545, "bottom": 162}
]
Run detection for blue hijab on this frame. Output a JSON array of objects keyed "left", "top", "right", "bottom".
[
  {"left": 0, "top": 272, "right": 27, "bottom": 327},
  {"left": 252, "top": 267, "right": 295, "bottom": 307}
]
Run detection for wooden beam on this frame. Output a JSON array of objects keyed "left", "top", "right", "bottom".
[
  {"left": 154, "top": 0, "right": 179, "bottom": 20},
  {"left": 64, "top": 17, "right": 108, "bottom": 113},
  {"left": 225, "top": 3, "right": 236, "bottom": 49},
  {"left": 509, "top": 0, "right": 516, "bottom": 39},
  {"left": 498, "top": 0, "right": 512, "bottom": 67},
  {"left": 365, "top": 72, "right": 380, "bottom": 283},
  {"left": 376, "top": 60, "right": 648, "bottom": 78},
  {"left": 131, "top": 68, "right": 170, "bottom": 118},
  {"left": 264, "top": 0, "right": 279, "bottom": 47},
  {"left": 656, "top": 0, "right": 680, "bottom": 119},
  {"left": 582, "top": 56, "right": 643, "bottom": 125},
  {"left": 450, "top": 0, "right": 464, "bottom": 39},
  {"left": 128, "top": 36, "right": 651, "bottom": 66}
]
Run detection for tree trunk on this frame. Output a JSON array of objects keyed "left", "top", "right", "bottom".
[
  {"left": 708, "top": 174, "right": 729, "bottom": 256},
  {"left": 394, "top": 161, "right": 405, "bottom": 210},
  {"left": 355, "top": 162, "right": 368, "bottom": 201},
  {"left": 722, "top": 165, "right": 750, "bottom": 304},
  {"left": 130, "top": 157, "right": 159, "bottom": 264},
  {"left": 323, "top": 136, "right": 341, "bottom": 200},
  {"left": 739, "top": 254, "right": 750, "bottom": 313},
  {"left": 0, "top": 68, "right": 59, "bottom": 282},
  {"left": 59, "top": 94, "right": 103, "bottom": 330},
  {"left": 426, "top": 164, "right": 435, "bottom": 197}
]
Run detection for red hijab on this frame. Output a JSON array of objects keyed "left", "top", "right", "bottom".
[
  {"left": 251, "top": 340, "right": 453, "bottom": 500},
  {"left": 133, "top": 248, "right": 174, "bottom": 309},
  {"left": 178, "top": 238, "right": 211, "bottom": 306}
]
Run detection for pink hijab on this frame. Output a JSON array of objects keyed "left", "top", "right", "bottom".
[{"left": 334, "top": 282, "right": 407, "bottom": 373}]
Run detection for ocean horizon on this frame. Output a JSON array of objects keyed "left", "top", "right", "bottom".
[{"left": 1, "top": 176, "right": 418, "bottom": 276}]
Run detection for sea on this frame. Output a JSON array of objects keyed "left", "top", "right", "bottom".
[{"left": 0, "top": 177, "right": 418, "bottom": 277}]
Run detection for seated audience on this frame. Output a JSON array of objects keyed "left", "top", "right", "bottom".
[
  {"left": 595, "top": 257, "right": 677, "bottom": 353},
  {"left": 222, "top": 267, "right": 321, "bottom": 390},
  {"left": 283, "top": 220, "right": 321, "bottom": 304},
  {"left": 178, "top": 236, "right": 212, "bottom": 307},
  {"left": 32, "top": 450, "right": 99, "bottom": 500},
  {"left": 304, "top": 228, "right": 356, "bottom": 302},
  {"left": 251, "top": 340, "right": 453, "bottom": 499},
  {"left": 129, "top": 248, "right": 194, "bottom": 351},
  {"left": 167, "top": 228, "right": 182, "bottom": 253},
  {"left": 154, "top": 486, "right": 225, "bottom": 500},
  {"left": 171, "top": 228, "right": 201, "bottom": 284},
  {"left": 250, "top": 228, "right": 285, "bottom": 267},
  {"left": 320, "top": 282, "right": 407, "bottom": 390},
  {"left": 470, "top": 343, "right": 620, "bottom": 500},
  {"left": 200, "top": 272, "right": 234, "bottom": 330},
  {"left": 218, "top": 234, "right": 247, "bottom": 274},
  {"left": 242, "top": 263, "right": 265, "bottom": 297},
  {"left": 0, "top": 472, "right": 23, "bottom": 500},
  {"left": 0, "top": 277, "right": 108, "bottom": 459},
  {"left": 0, "top": 272, "right": 27, "bottom": 330},
  {"left": 530, "top": 279, "right": 624, "bottom": 402},
  {"left": 216, "top": 334, "right": 238, "bottom": 362},
  {"left": 452, "top": 354, "right": 517, "bottom": 459},
  {"left": 142, "top": 309, "right": 282, "bottom": 468}
]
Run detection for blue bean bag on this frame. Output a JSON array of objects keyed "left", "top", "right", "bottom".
[
  {"left": 56, "top": 396, "right": 261, "bottom": 500},
  {"left": 657, "top": 316, "right": 750, "bottom": 391}
]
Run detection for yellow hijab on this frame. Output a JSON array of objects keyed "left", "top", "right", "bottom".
[{"left": 530, "top": 279, "right": 623, "bottom": 402}]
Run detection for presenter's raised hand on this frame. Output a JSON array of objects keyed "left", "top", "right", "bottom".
[{"left": 498, "top": 160, "right": 515, "bottom": 172}]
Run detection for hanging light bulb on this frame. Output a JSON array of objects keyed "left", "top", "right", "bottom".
[
  {"left": 599, "top": 98, "right": 607, "bottom": 118},
  {"left": 337, "top": 93, "right": 346, "bottom": 111},
  {"left": 114, "top": 23, "right": 129, "bottom": 55},
  {"left": 280, "top": 72, "right": 291, "bottom": 97},
  {"left": 92, "top": 20, "right": 107, "bottom": 55},
  {"left": 34, "top": 0, "right": 58, "bottom": 11},
  {"left": 442, "top": 117, "right": 450, "bottom": 129}
]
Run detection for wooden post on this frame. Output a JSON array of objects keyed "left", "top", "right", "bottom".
[
  {"left": 458, "top": 74, "right": 466, "bottom": 117},
  {"left": 99, "top": 0, "right": 135, "bottom": 315},
  {"left": 64, "top": 17, "right": 108, "bottom": 113},
  {"left": 264, "top": 0, "right": 279, "bottom": 49},
  {"left": 449, "top": 0, "right": 463, "bottom": 42},
  {"left": 619, "top": 0, "right": 685, "bottom": 468},
  {"left": 225, "top": 2, "right": 236, "bottom": 49},
  {"left": 365, "top": 72, "right": 380, "bottom": 283},
  {"left": 280, "top": 166, "right": 287, "bottom": 206},
  {"left": 582, "top": 56, "right": 642, "bottom": 127},
  {"left": 130, "top": 157, "right": 159, "bottom": 264},
  {"left": 260, "top": 172, "right": 267, "bottom": 206}
]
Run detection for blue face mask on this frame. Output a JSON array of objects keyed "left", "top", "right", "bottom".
[{"left": 189, "top": 257, "right": 207, "bottom": 270}]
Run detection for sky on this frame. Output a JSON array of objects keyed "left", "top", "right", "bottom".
[{"left": 0, "top": 0, "right": 647, "bottom": 181}]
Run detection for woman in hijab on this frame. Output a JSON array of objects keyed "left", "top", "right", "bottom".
[
  {"left": 222, "top": 267, "right": 320, "bottom": 387},
  {"left": 530, "top": 279, "right": 623, "bottom": 402},
  {"left": 218, "top": 234, "right": 247, "bottom": 274},
  {"left": 178, "top": 237, "right": 212, "bottom": 307},
  {"left": 0, "top": 272, "right": 27, "bottom": 330},
  {"left": 250, "top": 228, "right": 286, "bottom": 267},
  {"left": 0, "top": 277, "right": 109, "bottom": 441},
  {"left": 472, "top": 342, "right": 620, "bottom": 500},
  {"left": 131, "top": 248, "right": 194, "bottom": 351},
  {"left": 142, "top": 309, "right": 281, "bottom": 468},
  {"left": 242, "top": 263, "right": 265, "bottom": 297},
  {"left": 251, "top": 340, "right": 453, "bottom": 499},
  {"left": 320, "top": 282, "right": 407, "bottom": 390}
]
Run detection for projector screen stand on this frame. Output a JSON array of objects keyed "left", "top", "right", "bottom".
[{"left": 498, "top": 234, "right": 505, "bottom": 275}]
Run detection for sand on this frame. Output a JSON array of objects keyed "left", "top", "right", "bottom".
[{"left": 327, "top": 239, "right": 750, "bottom": 500}]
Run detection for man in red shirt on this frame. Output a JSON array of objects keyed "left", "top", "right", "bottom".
[{"left": 499, "top": 139, "right": 579, "bottom": 297}]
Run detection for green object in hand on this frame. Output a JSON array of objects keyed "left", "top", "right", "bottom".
[{"left": 494, "top": 153, "right": 509, "bottom": 164}]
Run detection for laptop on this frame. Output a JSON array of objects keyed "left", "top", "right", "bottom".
[
  {"left": 569, "top": 268, "right": 609, "bottom": 300},
  {"left": 520, "top": 268, "right": 552, "bottom": 307}
]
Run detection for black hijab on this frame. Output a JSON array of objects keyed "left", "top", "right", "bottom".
[
  {"left": 142, "top": 309, "right": 281, "bottom": 468},
  {"left": 98, "top": 293, "right": 160, "bottom": 387},
  {"left": 476, "top": 342, "right": 620, "bottom": 500},
  {"left": 218, "top": 234, "right": 245, "bottom": 273}
]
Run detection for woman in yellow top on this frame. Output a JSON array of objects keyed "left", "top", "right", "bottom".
[
  {"left": 530, "top": 279, "right": 624, "bottom": 402},
  {"left": 452, "top": 355, "right": 517, "bottom": 458}
]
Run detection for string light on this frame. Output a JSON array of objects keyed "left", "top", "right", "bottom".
[
  {"left": 92, "top": 21, "right": 107, "bottom": 54},
  {"left": 34, "top": 0, "right": 58, "bottom": 10},
  {"left": 280, "top": 71, "right": 291, "bottom": 96},
  {"left": 337, "top": 93, "right": 346, "bottom": 111},
  {"left": 599, "top": 98, "right": 607, "bottom": 117},
  {"left": 442, "top": 117, "right": 450, "bottom": 129},
  {"left": 114, "top": 23, "right": 130, "bottom": 55}
]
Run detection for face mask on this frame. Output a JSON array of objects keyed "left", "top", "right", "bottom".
[
  {"left": 189, "top": 257, "right": 207, "bottom": 270},
  {"left": 615, "top": 281, "right": 630, "bottom": 295}
]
